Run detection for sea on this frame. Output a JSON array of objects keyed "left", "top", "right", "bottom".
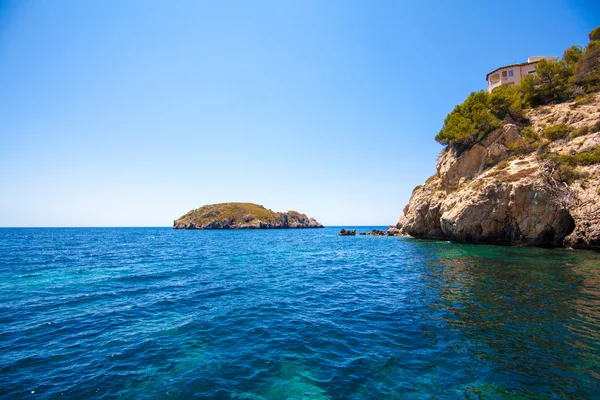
[{"left": 1, "top": 227, "right": 599, "bottom": 399}]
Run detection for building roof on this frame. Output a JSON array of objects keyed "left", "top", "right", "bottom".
[{"left": 485, "top": 61, "right": 535, "bottom": 81}]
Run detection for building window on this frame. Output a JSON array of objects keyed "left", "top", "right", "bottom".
[
  {"left": 528, "top": 70, "right": 536, "bottom": 74},
  {"left": 502, "top": 71, "right": 507, "bottom": 78},
  {"left": 508, "top": 70, "right": 514, "bottom": 77}
]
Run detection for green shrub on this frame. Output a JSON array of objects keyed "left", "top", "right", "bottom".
[
  {"left": 573, "top": 41, "right": 600, "bottom": 93},
  {"left": 590, "top": 26, "right": 600, "bottom": 42},
  {"left": 519, "top": 74, "right": 541, "bottom": 107},
  {"left": 542, "top": 146, "right": 600, "bottom": 167},
  {"left": 435, "top": 91, "right": 502, "bottom": 146},
  {"left": 572, "top": 93, "right": 596, "bottom": 107},
  {"left": 552, "top": 164, "right": 582, "bottom": 183},
  {"left": 568, "top": 121, "right": 600, "bottom": 138},
  {"left": 540, "top": 124, "right": 572, "bottom": 140},
  {"left": 576, "top": 153, "right": 600, "bottom": 165},
  {"left": 573, "top": 146, "right": 600, "bottom": 165},
  {"left": 537, "top": 59, "right": 572, "bottom": 99},
  {"left": 563, "top": 45, "right": 584, "bottom": 67},
  {"left": 520, "top": 126, "right": 538, "bottom": 139},
  {"left": 489, "top": 86, "right": 526, "bottom": 121},
  {"left": 570, "top": 125, "right": 591, "bottom": 138},
  {"left": 506, "top": 141, "right": 537, "bottom": 154},
  {"left": 520, "top": 60, "right": 572, "bottom": 106}
]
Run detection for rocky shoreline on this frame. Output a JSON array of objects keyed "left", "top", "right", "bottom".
[
  {"left": 339, "top": 228, "right": 404, "bottom": 237},
  {"left": 389, "top": 95, "right": 600, "bottom": 250}
]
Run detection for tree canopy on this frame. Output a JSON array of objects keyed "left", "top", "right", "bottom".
[
  {"left": 435, "top": 26, "right": 600, "bottom": 147},
  {"left": 590, "top": 26, "right": 600, "bottom": 42}
]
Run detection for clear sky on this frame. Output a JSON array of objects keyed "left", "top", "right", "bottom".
[{"left": 0, "top": 0, "right": 598, "bottom": 227}]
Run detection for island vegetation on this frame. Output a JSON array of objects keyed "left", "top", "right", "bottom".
[{"left": 173, "top": 202, "right": 323, "bottom": 229}]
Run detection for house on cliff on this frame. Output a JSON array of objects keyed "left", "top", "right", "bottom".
[{"left": 486, "top": 56, "right": 558, "bottom": 93}]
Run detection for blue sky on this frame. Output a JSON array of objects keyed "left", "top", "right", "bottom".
[{"left": 0, "top": 0, "right": 598, "bottom": 227}]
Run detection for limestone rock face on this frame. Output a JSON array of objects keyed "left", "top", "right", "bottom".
[
  {"left": 436, "top": 124, "right": 524, "bottom": 190},
  {"left": 438, "top": 179, "right": 575, "bottom": 246},
  {"left": 397, "top": 179, "right": 446, "bottom": 239},
  {"left": 563, "top": 164, "right": 600, "bottom": 250},
  {"left": 173, "top": 203, "right": 323, "bottom": 229},
  {"left": 392, "top": 94, "right": 600, "bottom": 250},
  {"left": 437, "top": 143, "right": 487, "bottom": 190}
]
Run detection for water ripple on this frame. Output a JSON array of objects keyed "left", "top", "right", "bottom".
[{"left": 1, "top": 227, "right": 599, "bottom": 399}]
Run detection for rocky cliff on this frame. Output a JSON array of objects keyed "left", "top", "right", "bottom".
[
  {"left": 393, "top": 94, "right": 600, "bottom": 250},
  {"left": 173, "top": 202, "right": 323, "bottom": 229}
]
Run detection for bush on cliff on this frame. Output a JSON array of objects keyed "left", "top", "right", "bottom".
[
  {"left": 520, "top": 59, "right": 573, "bottom": 106},
  {"left": 435, "top": 91, "right": 502, "bottom": 146},
  {"left": 590, "top": 26, "right": 600, "bottom": 42},
  {"left": 572, "top": 41, "right": 600, "bottom": 93},
  {"left": 545, "top": 145, "right": 600, "bottom": 167},
  {"left": 540, "top": 124, "right": 572, "bottom": 141},
  {"left": 489, "top": 85, "right": 526, "bottom": 121},
  {"left": 435, "top": 87, "right": 525, "bottom": 146},
  {"left": 514, "top": 45, "right": 582, "bottom": 107},
  {"left": 436, "top": 25, "right": 600, "bottom": 148},
  {"left": 563, "top": 45, "right": 584, "bottom": 67}
]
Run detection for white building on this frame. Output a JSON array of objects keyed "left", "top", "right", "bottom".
[{"left": 486, "top": 56, "right": 559, "bottom": 93}]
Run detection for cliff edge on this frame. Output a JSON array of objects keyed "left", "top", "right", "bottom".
[
  {"left": 173, "top": 202, "right": 323, "bottom": 229},
  {"left": 393, "top": 94, "right": 600, "bottom": 250}
]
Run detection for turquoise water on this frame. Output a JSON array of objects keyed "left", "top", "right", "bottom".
[{"left": 1, "top": 227, "right": 599, "bottom": 399}]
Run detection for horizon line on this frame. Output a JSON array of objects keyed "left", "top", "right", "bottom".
[{"left": 0, "top": 225, "right": 393, "bottom": 229}]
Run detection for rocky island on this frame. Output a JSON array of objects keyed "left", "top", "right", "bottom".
[
  {"left": 173, "top": 202, "right": 323, "bottom": 229},
  {"left": 390, "top": 29, "right": 600, "bottom": 250}
]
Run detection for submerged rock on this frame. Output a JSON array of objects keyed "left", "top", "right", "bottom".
[{"left": 386, "top": 227, "right": 404, "bottom": 236}]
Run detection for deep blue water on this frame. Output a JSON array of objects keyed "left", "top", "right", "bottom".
[{"left": 1, "top": 227, "right": 600, "bottom": 399}]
